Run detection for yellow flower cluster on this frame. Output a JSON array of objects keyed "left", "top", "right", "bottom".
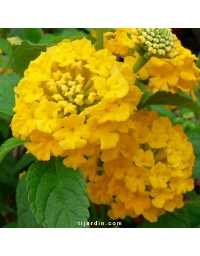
[
  {"left": 10, "top": 34, "right": 196, "bottom": 223},
  {"left": 104, "top": 28, "right": 200, "bottom": 99},
  {"left": 86, "top": 110, "right": 195, "bottom": 222},
  {"left": 104, "top": 28, "right": 178, "bottom": 58},
  {"left": 11, "top": 38, "right": 142, "bottom": 169}
]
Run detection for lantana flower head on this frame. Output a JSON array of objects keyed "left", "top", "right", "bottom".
[
  {"left": 104, "top": 28, "right": 200, "bottom": 99},
  {"left": 86, "top": 110, "right": 195, "bottom": 222},
  {"left": 11, "top": 38, "right": 142, "bottom": 169}
]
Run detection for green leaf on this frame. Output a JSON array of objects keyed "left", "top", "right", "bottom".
[
  {"left": 187, "top": 132, "right": 200, "bottom": 179},
  {"left": 192, "top": 160, "right": 200, "bottom": 179},
  {"left": 53, "top": 28, "right": 86, "bottom": 38},
  {"left": 184, "top": 202, "right": 200, "bottom": 227},
  {"left": 22, "top": 28, "right": 44, "bottom": 43},
  {"left": 0, "top": 137, "right": 29, "bottom": 164},
  {"left": 138, "top": 209, "right": 190, "bottom": 228},
  {"left": 27, "top": 157, "right": 90, "bottom": 228},
  {"left": 0, "top": 112, "right": 11, "bottom": 122},
  {"left": 0, "top": 55, "right": 9, "bottom": 69},
  {"left": 12, "top": 153, "right": 36, "bottom": 175},
  {"left": 140, "top": 91, "right": 200, "bottom": 113},
  {"left": 13, "top": 41, "right": 48, "bottom": 76},
  {"left": 0, "top": 118, "right": 10, "bottom": 139},
  {"left": 192, "top": 195, "right": 200, "bottom": 209},
  {"left": 3, "top": 221, "right": 18, "bottom": 228},
  {"left": 0, "top": 38, "right": 12, "bottom": 56},
  {"left": 135, "top": 79, "right": 148, "bottom": 92},
  {"left": 6, "top": 28, "right": 23, "bottom": 38},
  {"left": 187, "top": 132, "right": 200, "bottom": 158},
  {"left": 16, "top": 173, "right": 42, "bottom": 228},
  {"left": 0, "top": 200, "right": 15, "bottom": 213},
  {"left": 39, "top": 34, "right": 65, "bottom": 45},
  {"left": 0, "top": 152, "right": 17, "bottom": 185},
  {"left": 185, "top": 190, "right": 198, "bottom": 201},
  {"left": 137, "top": 91, "right": 153, "bottom": 109},
  {"left": 0, "top": 76, "right": 19, "bottom": 115},
  {"left": 38, "top": 34, "right": 56, "bottom": 44}
]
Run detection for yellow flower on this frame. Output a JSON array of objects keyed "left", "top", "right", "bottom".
[
  {"left": 104, "top": 29, "right": 134, "bottom": 58},
  {"left": 25, "top": 130, "right": 65, "bottom": 161},
  {"left": 87, "top": 173, "right": 113, "bottom": 205},
  {"left": 125, "top": 166, "right": 150, "bottom": 192},
  {"left": 104, "top": 154, "right": 133, "bottom": 180},
  {"left": 141, "top": 43, "right": 200, "bottom": 99},
  {"left": 11, "top": 38, "right": 142, "bottom": 170},
  {"left": 149, "top": 162, "right": 171, "bottom": 188},
  {"left": 53, "top": 113, "right": 90, "bottom": 150},
  {"left": 104, "top": 28, "right": 178, "bottom": 58},
  {"left": 151, "top": 188, "right": 174, "bottom": 208},
  {"left": 164, "top": 194, "right": 184, "bottom": 212},
  {"left": 108, "top": 199, "right": 129, "bottom": 220},
  {"left": 133, "top": 148, "right": 155, "bottom": 168},
  {"left": 124, "top": 191, "right": 152, "bottom": 216},
  {"left": 86, "top": 110, "right": 195, "bottom": 222},
  {"left": 103, "top": 28, "right": 199, "bottom": 99},
  {"left": 94, "top": 75, "right": 129, "bottom": 99}
]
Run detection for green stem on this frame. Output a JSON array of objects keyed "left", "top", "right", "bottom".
[
  {"left": 100, "top": 204, "right": 108, "bottom": 223},
  {"left": 133, "top": 55, "right": 151, "bottom": 73},
  {"left": 89, "top": 202, "right": 99, "bottom": 221},
  {"left": 95, "top": 28, "right": 104, "bottom": 50}
]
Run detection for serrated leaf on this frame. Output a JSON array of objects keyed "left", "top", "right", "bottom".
[
  {"left": 141, "top": 91, "right": 200, "bottom": 113},
  {"left": 0, "top": 77, "right": 19, "bottom": 115},
  {"left": 0, "top": 38, "right": 12, "bottom": 56},
  {"left": 22, "top": 28, "right": 44, "bottom": 43},
  {"left": 16, "top": 174, "right": 42, "bottom": 228},
  {"left": 27, "top": 157, "right": 90, "bottom": 228},
  {"left": 0, "top": 137, "right": 29, "bottom": 163},
  {"left": 13, "top": 41, "right": 48, "bottom": 76}
]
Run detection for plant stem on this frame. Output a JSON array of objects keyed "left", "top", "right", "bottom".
[
  {"left": 89, "top": 202, "right": 99, "bottom": 221},
  {"left": 95, "top": 28, "right": 104, "bottom": 50},
  {"left": 100, "top": 204, "right": 108, "bottom": 223},
  {"left": 133, "top": 55, "right": 151, "bottom": 73}
]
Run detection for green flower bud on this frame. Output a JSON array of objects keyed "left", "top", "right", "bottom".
[{"left": 136, "top": 28, "right": 176, "bottom": 59}]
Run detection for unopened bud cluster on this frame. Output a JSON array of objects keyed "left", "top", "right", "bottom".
[{"left": 137, "top": 28, "right": 175, "bottom": 58}]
